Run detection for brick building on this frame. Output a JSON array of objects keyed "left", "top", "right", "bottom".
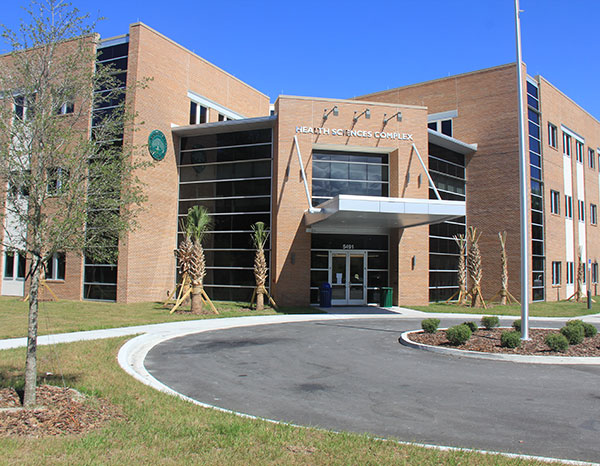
[{"left": 2, "top": 23, "right": 599, "bottom": 307}]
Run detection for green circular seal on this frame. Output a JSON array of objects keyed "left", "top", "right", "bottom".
[{"left": 148, "top": 130, "right": 167, "bottom": 161}]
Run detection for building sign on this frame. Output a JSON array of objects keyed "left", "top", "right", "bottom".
[
  {"left": 296, "top": 126, "right": 413, "bottom": 141},
  {"left": 148, "top": 130, "right": 167, "bottom": 161}
]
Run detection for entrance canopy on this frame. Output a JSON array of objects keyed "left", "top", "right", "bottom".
[{"left": 305, "top": 195, "right": 465, "bottom": 234}]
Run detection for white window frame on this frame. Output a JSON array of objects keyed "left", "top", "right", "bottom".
[
  {"left": 591, "top": 203, "right": 597, "bottom": 225},
  {"left": 563, "top": 132, "right": 571, "bottom": 157},
  {"left": 46, "top": 252, "right": 65, "bottom": 281},
  {"left": 566, "top": 261, "right": 574, "bottom": 285},
  {"left": 56, "top": 101, "right": 74, "bottom": 115},
  {"left": 565, "top": 195, "right": 573, "bottom": 219},
  {"left": 548, "top": 122, "right": 558, "bottom": 148},
  {"left": 589, "top": 148, "right": 596, "bottom": 169},
  {"left": 551, "top": 261, "right": 561, "bottom": 286},
  {"left": 575, "top": 140, "right": 584, "bottom": 164},
  {"left": 550, "top": 190, "right": 560, "bottom": 215},
  {"left": 578, "top": 199, "right": 585, "bottom": 222},
  {"left": 189, "top": 101, "right": 208, "bottom": 125}
]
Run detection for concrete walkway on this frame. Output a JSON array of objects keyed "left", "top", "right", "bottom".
[{"left": 2, "top": 305, "right": 599, "bottom": 351}]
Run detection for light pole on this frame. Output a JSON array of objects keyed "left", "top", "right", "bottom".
[{"left": 515, "top": 0, "right": 530, "bottom": 340}]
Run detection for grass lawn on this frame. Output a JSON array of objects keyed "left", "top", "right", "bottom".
[
  {"left": 0, "top": 297, "right": 320, "bottom": 340},
  {"left": 0, "top": 337, "right": 554, "bottom": 465},
  {"left": 407, "top": 298, "right": 600, "bottom": 318}
]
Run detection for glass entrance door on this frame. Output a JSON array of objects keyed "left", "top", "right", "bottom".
[{"left": 329, "top": 251, "right": 366, "bottom": 305}]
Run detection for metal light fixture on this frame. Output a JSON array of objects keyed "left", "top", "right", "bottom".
[
  {"left": 353, "top": 108, "right": 370, "bottom": 122},
  {"left": 383, "top": 111, "right": 402, "bottom": 125},
  {"left": 323, "top": 105, "right": 339, "bottom": 120}
]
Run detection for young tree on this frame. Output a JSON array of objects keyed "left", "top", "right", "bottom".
[
  {"left": 0, "top": 1, "right": 148, "bottom": 407},
  {"left": 251, "top": 221, "right": 269, "bottom": 311},
  {"left": 184, "top": 205, "right": 212, "bottom": 314}
]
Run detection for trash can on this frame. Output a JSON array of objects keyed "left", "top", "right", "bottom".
[
  {"left": 319, "top": 283, "right": 332, "bottom": 308},
  {"left": 379, "top": 287, "right": 393, "bottom": 308}
]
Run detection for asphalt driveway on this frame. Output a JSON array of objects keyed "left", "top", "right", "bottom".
[{"left": 144, "top": 317, "right": 600, "bottom": 463}]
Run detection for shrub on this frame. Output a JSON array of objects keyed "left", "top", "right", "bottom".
[
  {"left": 446, "top": 324, "right": 472, "bottom": 346},
  {"left": 566, "top": 319, "right": 585, "bottom": 329},
  {"left": 421, "top": 318, "right": 441, "bottom": 334},
  {"left": 512, "top": 319, "right": 521, "bottom": 332},
  {"left": 481, "top": 316, "right": 500, "bottom": 330},
  {"left": 582, "top": 322, "right": 598, "bottom": 338},
  {"left": 463, "top": 321, "right": 478, "bottom": 333},
  {"left": 560, "top": 324, "right": 584, "bottom": 345},
  {"left": 500, "top": 331, "right": 521, "bottom": 348},
  {"left": 545, "top": 333, "right": 569, "bottom": 352}
]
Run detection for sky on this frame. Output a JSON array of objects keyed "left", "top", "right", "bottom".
[{"left": 2, "top": 0, "right": 599, "bottom": 120}]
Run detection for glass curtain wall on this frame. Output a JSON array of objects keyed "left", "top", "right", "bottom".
[
  {"left": 428, "top": 144, "right": 467, "bottom": 302},
  {"left": 311, "top": 151, "right": 389, "bottom": 206},
  {"left": 527, "top": 80, "right": 545, "bottom": 301},
  {"left": 83, "top": 40, "right": 129, "bottom": 300},
  {"left": 178, "top": 129, "right": 272, "bottom": 301}
]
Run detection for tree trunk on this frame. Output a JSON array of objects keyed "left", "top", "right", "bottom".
[
  {"left": 23, "top": 255, "right": 42, "bottom": 408},
  {"left": 190, "top": 285, "right": 203, "bottom": 314},
  {"left": 256, "top": 291, "right": 264, "bottom": 312}
]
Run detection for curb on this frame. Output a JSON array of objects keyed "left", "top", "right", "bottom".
[{"left": 399, "top": 329, "right": 600, "bottom": 365}]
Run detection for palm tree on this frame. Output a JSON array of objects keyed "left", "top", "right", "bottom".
[
  {"left": 251, "top": 221, "right": 269, "bottom": 311},
  {"left": 184, "top": 206, "right": 212, "bottom": 313}
]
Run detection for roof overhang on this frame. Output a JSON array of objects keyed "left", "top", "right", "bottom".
[
  {"left": 171, "top": 115, "right": 277, "bottom": 137},
  {"left": 305, "top": 195, "right": 465, "bottom": 234},
  {"left": 428, "top": 129, "right": 477, "bottom": 155}
]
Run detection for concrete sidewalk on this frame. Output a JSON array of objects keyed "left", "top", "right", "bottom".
[{"left": 1, "top": 305, "right": 599, "bottom": 350}]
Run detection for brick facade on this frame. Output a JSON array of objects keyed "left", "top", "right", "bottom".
[{"left": 2, "top": 23, "right": 598, "bottom": 306}]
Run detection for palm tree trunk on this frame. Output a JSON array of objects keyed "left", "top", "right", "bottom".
[
  {"left": 256, "top": 290, "right": 264, "bottom": 312},
  {"left": 190, "top": 285, "right": 203, "bottom": 314},
  {"left": 23, "top": 254, "right": 42, "bottom": 408}
]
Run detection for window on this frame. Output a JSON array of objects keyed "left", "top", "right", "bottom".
[
  {"left": 46, "top": 167, "right": 68, "bottom": 195},
  {"left": 552, "top": 261, "right": 561, "bottom": 286},
  {"left": 14, "top": 94, "right": 35, "bottom": 121},
  {"left": 428, "top": 119, "right": 452, "bottom": 137},
  {"left": 592, "top": 262, "right": 598, "bottom": 284},
  {"left": 311, "top": 151, "right": 389, "bottom": 206},
  {"left": 576, "top": 141, "right": 584, "bottom": 163},
  {"left": 189, "top": 101, "right": 208, "bottom": 124},
  {"left": 4, "top": 251, "right": 25, "bottom": 279},
  {"left": 563, "top": 132, "right": 571, "bottom": 157},
  {"left": 46, "top": 252, "right": 65, "bottom": 280},
  {"left": 55, "top": 101, "right": 74, "bottom": 115},
  {"left": 565, "top": 195, "right": 573, "bottom": 218},
  {"left": 591, "top": 204, "right": 598, "bottom": 225},
  {"left": 589, "top": 148, "right": 596, "bottom": 169},
  {"left": 566, "top": 261, "right": 574, "bottom": 285},
  {"left": 218, "top": 113, "right": 230, "bottom": 122},
  {"left": 548, "top": 123, "right": 558, "bottom": 148},
  {"left": 550, "top": 190, "right": 560, "bottom": 214},
  {"left": 578, "top": 199, "right": 585, "bottom": 222}
]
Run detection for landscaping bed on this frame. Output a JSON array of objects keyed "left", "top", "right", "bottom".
[
  {"left": 410, "top": 327, "right": 600, "bottom": 356},
  {"left": 0, "top": 385, "right": 123, "bottom": 437}
]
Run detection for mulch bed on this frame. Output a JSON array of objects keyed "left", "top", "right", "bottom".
[
  {"left": 0, "top": 385, "right": 124, "bottom": 437},
  {"left": 410, "top": 328, "right": 600, "bottom": 356}
]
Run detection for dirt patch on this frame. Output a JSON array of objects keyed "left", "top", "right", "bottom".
[
  {"left": 410, "top": 328, "right": 600, "bottom": 356},
  {"left": 0, "top": 385, "right": 124, "bottom": 437}
]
